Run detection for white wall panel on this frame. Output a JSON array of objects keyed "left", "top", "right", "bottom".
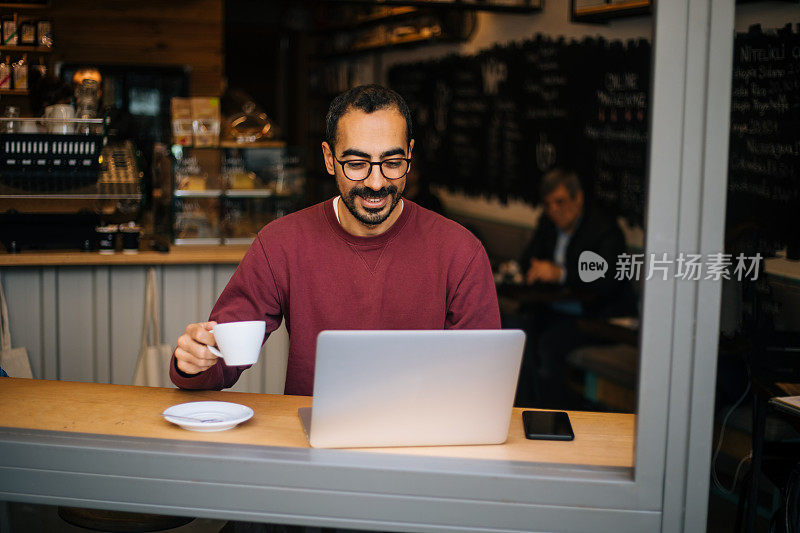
[
  {"left": 41, "top": 270, "right": 58, "bottom": 380},
  {"left": 1, "top": 264, "right": 290, "bottom": 394},
  {"left": 93, "top": 267, "right": 111, "bottom": 384},
  {"left": 213, "top": 265, "right": 237, "bottom": 299},
  {"left": 56, "top": 269, "right": 95, "bottom": 382},
  {"left": 109, "top": 268, "right": 147, "bottom": 385},
  {"left": 1, "top": 269, "right": 43, "bottom": 379},
  {"left": 197, "top": 265, "right": 217, "bottom": 322},
  {"left": 163, "top": 266, "right": 205, "bottom": 346}
]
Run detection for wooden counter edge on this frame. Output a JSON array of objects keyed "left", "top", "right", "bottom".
[{"left": 0, "top": 245, "right": 249, "bottom": 266}]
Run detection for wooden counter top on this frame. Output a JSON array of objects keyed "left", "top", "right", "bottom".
[
  {"left": 0, "top": 245, "right": 248, "bottom": 266},
  {"left": 0, "top": 378, "right": 635, "bottom": 467}
]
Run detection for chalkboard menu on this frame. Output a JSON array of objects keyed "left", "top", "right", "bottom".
[
  {"left": 388, "top": 35, "right": 651, "bottom": 225},
  {"left": 728, "top": 24, "right": 800, "bottom": 255},
  {"left": 582, "top": 39, "right": 650, "bottom": 225}
]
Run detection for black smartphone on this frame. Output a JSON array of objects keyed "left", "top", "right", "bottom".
[{"left": 522, "top": 410, "right": 574, "bottom": 441}]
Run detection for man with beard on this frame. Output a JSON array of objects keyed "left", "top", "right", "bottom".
[{"left": 170, "top": 85, "right": 500, "bottom": 395}]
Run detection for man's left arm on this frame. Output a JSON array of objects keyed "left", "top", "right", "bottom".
[{"left": 446, "top": 244, "right": 501, "bottom": 329}]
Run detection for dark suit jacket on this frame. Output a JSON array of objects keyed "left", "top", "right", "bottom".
[{"left": 519, "top": 205, "right": 636, "bottom": 317}]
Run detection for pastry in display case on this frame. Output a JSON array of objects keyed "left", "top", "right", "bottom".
[
  {"left": 220, "top": 197, "right": 275, "bottom": 244},
  {"left": 173, "top": 196, "right": 221, "bottom": 245},
  {"left": 239, "top": 148, "right": 306, "bottom": 197},
  {"left": 170, "top": 143, "right": 305, "bottom": 246},
  {"left": 175, "top": 156, "right": 209, "bottom": 191},
  {"left": 221, "top": 154, "right": 261, "bottom": 190},
  {"left": 220, "top": 196, "right": 297, "bottom": 245}
]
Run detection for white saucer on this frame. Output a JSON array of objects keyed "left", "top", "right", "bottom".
[{"left": 163, "top": 401, "right": 254, "bottom": 432}]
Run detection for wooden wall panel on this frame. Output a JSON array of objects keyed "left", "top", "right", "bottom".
[{"left": 49, "top": 0, "right": 224, "bottom": 96}]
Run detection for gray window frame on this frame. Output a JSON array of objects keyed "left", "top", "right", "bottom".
[{"left": 0, "top": 0, "right": 736, "bottom": 530}]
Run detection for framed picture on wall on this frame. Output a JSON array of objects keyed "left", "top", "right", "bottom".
[
  {"left": 473, "top": 0, "right": 544, "bottom": 9},
  {"left": 571, "top": 0, "right": 652, "bottom": 23},
  {"left": 325, "top": 0, "right": 543, "bottom": 12}
]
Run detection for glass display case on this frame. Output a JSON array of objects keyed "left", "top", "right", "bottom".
[{"left": 170, "top": 141, "right": 305, "bottom": 245}]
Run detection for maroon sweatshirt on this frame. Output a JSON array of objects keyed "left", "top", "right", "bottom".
[{"left": 170, "top": 198, "right": 501, "bottom": 396}]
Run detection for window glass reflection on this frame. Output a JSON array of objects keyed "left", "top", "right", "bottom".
[{"left": 709, "top": 4, "right": 800, "bottom": 531}]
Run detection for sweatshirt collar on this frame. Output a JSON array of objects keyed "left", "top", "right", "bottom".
[{"left": 324, "top": 196, "right": 413, "bottom": 246}]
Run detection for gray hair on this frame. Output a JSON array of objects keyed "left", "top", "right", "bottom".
[{"left": 539, "top": 168, "right": 583, "bottom": 200}]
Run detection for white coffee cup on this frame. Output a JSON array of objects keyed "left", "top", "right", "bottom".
[
  {"left": 207, "top": 320, "right": 266, "bottom": 366},
  {"left": 44, "top": 104, "right": 75, "bottom": 134}
]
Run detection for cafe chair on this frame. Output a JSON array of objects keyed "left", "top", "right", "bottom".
[
  {"left": 734, "top": 329, "right": 800, "bottom": 533},
  {"left": 57, "top": 506, "right": 194, "bottom": 532},
  {"left": 566, "top": 343, "right": 638, "bottom": 412}
]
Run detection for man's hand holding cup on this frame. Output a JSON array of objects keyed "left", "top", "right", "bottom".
[{"left": 175, "top": 320, "right": 267, "bottom": 375}]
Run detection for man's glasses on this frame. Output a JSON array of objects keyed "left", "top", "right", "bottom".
[{"left": 335, "top": 156, "right": 411, "bottom": 182}]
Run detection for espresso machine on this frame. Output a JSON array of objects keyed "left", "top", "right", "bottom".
[{"left": 0, "top": 113, "right": 143, "bottom": 252}]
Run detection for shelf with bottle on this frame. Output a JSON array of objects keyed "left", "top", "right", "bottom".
[
  {"left": 219, "top": 139, "right": 287, "bottom": 149},
  {"left": 0, "top": 44, "right": 49, "bottom": 52},
  {"left": 176, "top": 139, "right": 287, "bottom": 150},
  {"left": 174, "top": 189, "right": 294, "bottom": 199},
  {"left": 0, "top": 12, "right": 53, "bottom": 48},
  {"left": 0, "top": 114, "right": 105, "bottom": 135},
  {"left": 0, "top": 3, "right": 49, "bottom": 10},
  {"left": 315, "top": 1, "right": 542, "bottom": 18},
  {"left": 171, "top": 96, "right": 284, "bottom": 151},
  {"left": 344, "top": 31, "right": 455, "bottom": 55},
  {"left": 314, "top": 5, "right": 421, "bottom": 33},
  {"left": 311, "top": 5, "right": 476, "bottom": 59},
  {"left": 171, "top": 143, "right": 300, "bottom": 198},
  {"left": 0, "top": 53, "right": 48, "bottom": 94}
]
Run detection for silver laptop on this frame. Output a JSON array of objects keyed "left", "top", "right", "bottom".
[{"left": 298, "top": 329, "right": 525, "bottom": 448}]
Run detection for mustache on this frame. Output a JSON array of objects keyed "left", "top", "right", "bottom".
[{"left": 349, "top": 185, "right": 398, "bottom": 200}]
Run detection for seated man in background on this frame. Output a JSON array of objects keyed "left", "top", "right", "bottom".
[
  {"left": 170, "top": 84, "right": 500, "bottom": 395},
  {"left": 515, "top": 167, "right": 635, "bottom": 408}
]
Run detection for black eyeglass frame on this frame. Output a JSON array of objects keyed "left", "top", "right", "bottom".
[{"left": 334, "top": 155, "right": 412, "bottom": 182}]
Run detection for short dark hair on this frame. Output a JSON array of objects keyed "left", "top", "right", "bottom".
[
  {"left": 325, "top": 84, "right": 413, "bottom": 151},
  {"left": 540, "top": 168, "right": 583, "bottom": 200}
]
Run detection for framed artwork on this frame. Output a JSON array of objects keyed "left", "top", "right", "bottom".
[
  {"left": 323, "top": 0, "right": 543, "bottom": 13},
  {"left": 571, "top": 0, "right": 652, "bottom": 23}
]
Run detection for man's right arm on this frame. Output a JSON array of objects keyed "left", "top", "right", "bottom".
[
  {"left": 169, "top": 236, "right": 284, "bottom": 390},
  {"left": 520, "top": 221, "right": 555, "bottom": 283},
  {"left": 519, "top": 227, "right": 544, "bottom": 270}
]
